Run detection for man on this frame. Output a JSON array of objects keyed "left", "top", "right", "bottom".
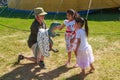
[{"left": 17, "top": 7, "right": 47, "bottom": 68}]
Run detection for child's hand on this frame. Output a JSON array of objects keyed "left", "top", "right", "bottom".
[
  {"left": 56, "top": 25, "right": 61, "bottom": 30},
  {"left": 70, "top": 38, "right": 74, "bottom": 43},
  {"left": 75, "top": 48, "right": 78, "bottom": 54},
  {"left": 57, "top": 24, "right": 65, "bottom": 30},
  {"left": 70, "top": 36, "right": 75, "bottom": 43}
]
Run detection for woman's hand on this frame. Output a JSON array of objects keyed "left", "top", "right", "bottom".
[
  {"left": 70, "top": 35, "right": 76, "bottom": 43},
  {"left": 70, "top": 38, "right": 74, "bottom": 43},
  {"left": 75, "top": 48, "right": 78, "bottom": 54},
  {"left": 57, "top": 24, "right": 65, "bottom": 30},
  {"left": 75, "top": 38, "right": 80, "bottom": 54}
]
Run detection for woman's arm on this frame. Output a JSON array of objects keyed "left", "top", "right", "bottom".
[
  {"left": 57, "top": 24, "right": 65, "bottom": 30},
  {"left": 70, "top": 35, "right": 76, "bottom": 43},
  {"left": 75, "top": 38, "right": 81, "bottom": 53}
]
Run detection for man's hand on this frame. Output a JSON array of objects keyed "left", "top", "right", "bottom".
[{"left": 56, "top": 33, "right": 60, "bottom": 36}]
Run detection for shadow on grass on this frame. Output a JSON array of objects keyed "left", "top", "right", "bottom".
[
  {"left": 34, "top": 65, "right": 73, "bottom": 80},
  {"left": 0, "top": 63, "right": 40, "bottom": 80},
  {"left": 66, "top": 72, "right": 93, "bottom": 80},
  {"left": 0, "top": 63, "right": 73, "bottom": 80}
]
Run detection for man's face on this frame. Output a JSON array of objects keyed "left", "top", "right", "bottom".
[{"left": 36, "top": 15, "right": 45, "bottom": 22}]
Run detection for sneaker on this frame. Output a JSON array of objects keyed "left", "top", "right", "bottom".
[
  {"left": 38, "top": 61, "right": 45, "bottom": 68},
  {"left": 17, "top": 55, "right": 24, "bottom": 64}
]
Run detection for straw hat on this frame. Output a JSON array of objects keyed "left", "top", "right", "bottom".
[{"left": 34, "top": 7, "right": 47, "bottom": 16}]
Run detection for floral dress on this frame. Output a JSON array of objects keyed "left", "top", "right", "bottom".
[{"left": 64, "top": 20, "right": 76, "bottom": 52}]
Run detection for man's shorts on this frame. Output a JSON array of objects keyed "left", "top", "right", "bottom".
[{"left": 31, "top": 43, "right": 41, "bottom": 58}]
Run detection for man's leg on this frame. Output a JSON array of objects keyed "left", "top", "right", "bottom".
[
  {"left": 24, "top": 56, "right": 36, "bottom": 63},
  {"left": 38, "top": 55, "right": 45, "bottom": 68},
  {"left": 17, "top": 55, "right": 36, "bottom": 63}
]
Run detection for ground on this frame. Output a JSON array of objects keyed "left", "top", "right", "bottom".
[{"left": 0, "top": 8, "right": 120, "bottom": 80}]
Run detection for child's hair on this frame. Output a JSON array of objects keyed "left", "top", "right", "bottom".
[
  {"left": 75, "top": 17, "right": 89, "bottom": 37},
  {"left": 67, "top": 9, "right": 80, "bottom": 19}
]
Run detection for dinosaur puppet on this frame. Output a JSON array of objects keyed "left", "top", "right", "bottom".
[{"left": 48, "top": 22, "right": 61, "bottom": 52}]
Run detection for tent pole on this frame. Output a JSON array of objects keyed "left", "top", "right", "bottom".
[
  {"left": 86, "top": 0, "right": 92, "bottom": 19},
  {"left": 52, "top": 0, "right": 64, "bottom": 21}
]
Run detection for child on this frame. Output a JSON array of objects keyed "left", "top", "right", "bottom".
[
  {"left": 57, "top": 9, "right": 80, "bottom": 67},
  {"left": 74, "top": 17, "right": 95, "bottom": 74}
]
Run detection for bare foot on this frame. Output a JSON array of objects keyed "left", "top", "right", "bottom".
[
  {"left": 73, "top": 64, "right": 79, "bottom": 68},
  {"left": 89, "top": 68, "right": 95, "bottom": 73},
  {"left": 80, "top": 69, "right": 86, "bottom": 75},
  {"left": 65, "top": 61, "right": 70, "bottom": 66},
  {"left": 80, "top": 71, "right": 86, "bottom": 75}
]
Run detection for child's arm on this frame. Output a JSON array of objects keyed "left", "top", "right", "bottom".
[
  {"left": 57, "top": 24, "right": 65, "bottom": 30},
  {"left": 75, "top": 38, "right": 81, "bottom": 53},
  {"left": 70, "top": 35, "right": 76, "bottom": 43}
]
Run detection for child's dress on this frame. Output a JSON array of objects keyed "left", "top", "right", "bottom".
[
  {"left": 76, "top": 29, "right": 94, "bottom": 69},
  {"left": 64, "top": 20, "right": 76, "bottom": 52}
]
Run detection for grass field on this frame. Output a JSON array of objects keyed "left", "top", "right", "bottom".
[{"left": 0, "top": 7, "right": 120, "bottom": 80}]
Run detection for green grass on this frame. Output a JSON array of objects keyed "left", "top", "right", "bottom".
[{"left": 0, "top": 7, "right": 120, "bottom": 80}]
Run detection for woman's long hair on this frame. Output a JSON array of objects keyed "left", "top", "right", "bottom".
[
  {"left": 67, "top": 9, "right": 80, "bottom": 19},
  {"left": 75, "top": 17, "right": 89, "bottom": 37}
]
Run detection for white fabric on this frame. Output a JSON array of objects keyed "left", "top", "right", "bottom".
[
  {"left": 76, "top": 29, "right": 89, "bottom": 50},
  {"left": 65, "top": 35, "right": 77, "bottom": 52},
  {"left": 31, "top": 43, "right": 41, "bottom": 63},
  {"left": 64, "top": 19, "right": 75, "bottom": 32},
  {"left": 64, "top": 20, "right": 76, "bottom": 52},
  {"left": 76, "top": 28, "right": 94, "bottom": 69},
  {"left": 37, "top": 29, "right": 50, "bottom": 57},
  {"left": 77, "top": 45, "right": 94, "bottom": 69}
]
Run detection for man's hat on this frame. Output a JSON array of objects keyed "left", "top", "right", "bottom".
[{"left": 34, "top": 7, "right": 47, "bottom": 16}]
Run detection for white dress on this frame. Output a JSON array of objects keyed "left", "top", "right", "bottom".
[
  {"left": 76, "top": 29, "right": 94, "bottom": 69},
  {"left": 64, "top": 20, "right": 76, "bottom": 52}
]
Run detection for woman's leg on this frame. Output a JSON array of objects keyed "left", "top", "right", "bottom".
[
  {"left": 74, "top": 50, "right": 77, "bottom": 58},
  {"left": 65, "top": 35, "right": 72, "bottom": 66},
  {"left": 73, "top": 50, "right": 79, "bottom": 67},
  {"left": 66, "top": 52, "right": 71, "bottom": 66},
  {"left": 81, "top": 68, "right": 85, "bottom": 74},
  {"left": 68, "top": 52, "right": 71, "bottom": 62},
  {"left": 89, "top": 63, "right": 95, "bottom": 73}
]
